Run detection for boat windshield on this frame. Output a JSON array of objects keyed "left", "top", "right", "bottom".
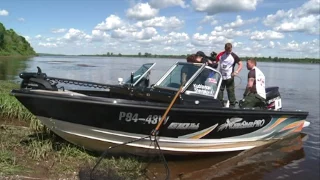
[
  {"left": 185, "top": 67, "right": 222, "bottom": 98},
  {"left": 155, "top": 62, "right": 203, "bottom": 89},
  {"left": 125, "top": 63, "right": 156, "bottom": 86},
  {"left": 154, "top": 62, "right": 222, "bottom": 98}
]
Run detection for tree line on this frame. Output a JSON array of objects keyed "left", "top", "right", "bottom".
[
  {"left": 80, "top": 52, "right": 320, "bottom": 64},
  {"left": 0, "top": 22, "right": 36, "bottom": 56},
  {"left": 80, "top": 52, "right": 188, "bottom": 59}
]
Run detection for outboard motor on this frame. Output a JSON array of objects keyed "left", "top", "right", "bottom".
[
  {"left": 19, "top": 67, "right": 58, "bottom": 91},
  {"left": 265, "top": 86, "right": 282, "bottom": 110}
]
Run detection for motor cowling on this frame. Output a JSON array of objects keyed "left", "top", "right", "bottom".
[
  {"left": 19, "top": 67, "right": 58, "bottom": 91},
  {"left": 265, "top": 87, "right": 282, "bottom": 110}
]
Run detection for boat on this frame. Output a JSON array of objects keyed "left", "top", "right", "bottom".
[{"left": 10, "top": 61, "right": 310, "bottom": 155}]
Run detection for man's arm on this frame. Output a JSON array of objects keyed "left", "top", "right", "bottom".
[
  {"left": 216, "top": 51, "right": 224, "bottom": 62},
  {"left": 231, "top": 53, "right": 243, "bottom": 76},
  {"left": 235, "top": 61, "right": 243, "bottom": 74}
]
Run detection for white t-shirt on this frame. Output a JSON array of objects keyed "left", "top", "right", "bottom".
[{"left": 216, "top": 51, "right": 240, "bottom": 80}]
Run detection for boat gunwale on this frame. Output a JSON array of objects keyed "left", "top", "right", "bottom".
[{"left": 10, "top": 89, "right": 309, "bottom": 116}]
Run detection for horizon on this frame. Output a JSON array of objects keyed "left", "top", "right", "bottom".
[{"left": 0, "top": 0, "right": 319, "bottom": 58}]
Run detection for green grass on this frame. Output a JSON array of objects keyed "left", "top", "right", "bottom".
[
  {"left": 0, "top": 150, "right": 23, "bottom": 176},
  {"left": 0, "top": 80, "right": 145, "bottom": 179},
  {"left": 0, "top": 80, "right": 43, "bottom": 130}
]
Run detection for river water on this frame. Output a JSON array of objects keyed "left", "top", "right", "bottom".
[{"left": 0, "top": 56, "right": 319, "bottom": 180}]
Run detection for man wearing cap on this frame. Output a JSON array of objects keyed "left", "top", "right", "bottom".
[
  {"left": 216, "top": 43, "right": 243, "bottom": 107},
  {"left": 195, "top": 51, "right": 218, "bottom": 68}
]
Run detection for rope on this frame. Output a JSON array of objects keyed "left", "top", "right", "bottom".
[
  {"left": 89, "top": 84, "right": 184, "bottom": 180},
  {"left": 89, "top": 134, "right": 170, "bottom": 180},
  {"left": 234, "top": 75, "right": 242, "bottom": 88}
]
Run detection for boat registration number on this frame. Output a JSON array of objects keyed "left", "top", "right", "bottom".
[{"left": 118, "top": 111, "right": 170, "bottom": 125}]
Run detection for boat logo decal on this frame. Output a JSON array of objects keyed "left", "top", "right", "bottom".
[
  {"left": 118, "top": 111, "right": 169, "bottom": 125},
  {"left": 218, "top": 117, "right": 265, "bottom": 131},
  {"left": 168, "top": 122, "right": 200, "bottom": 130},
  {"left": 193, "top": 84, "right": 213, "bottom": 95}
]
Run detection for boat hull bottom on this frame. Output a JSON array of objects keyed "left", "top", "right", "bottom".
[{"left": 38, "top": 116, "right": 290, "bottom": 156}]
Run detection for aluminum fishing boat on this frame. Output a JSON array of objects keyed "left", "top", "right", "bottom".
[{"left": 10, "top": 62, "right": 310, "bottom": 155}]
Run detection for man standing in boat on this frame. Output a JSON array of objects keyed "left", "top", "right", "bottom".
[
  {"left": 216, "top": 43, "right": 243, "bottom": 107},
  {"left": 240, "top": 58, "right": 266, "bottom": 108}
]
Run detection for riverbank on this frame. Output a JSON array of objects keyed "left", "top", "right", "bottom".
[{"left": 0, "top": 80, "right": 144, "bottom": 179}]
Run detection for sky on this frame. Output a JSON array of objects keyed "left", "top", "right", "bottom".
[{"left": 0, "top": 0, "right": 319, "bottom": 58}]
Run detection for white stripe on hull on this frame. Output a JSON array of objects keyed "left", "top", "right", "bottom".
[{"left": 37, "top": 116, "right": 277, "bottom": 155}]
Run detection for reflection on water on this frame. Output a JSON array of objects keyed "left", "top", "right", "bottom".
[
  {"left": 0, "top": 56, "right": 31, "bottom": 81},
  {"left": 145, "top": 133, "right": 307, "bottom": 180}
]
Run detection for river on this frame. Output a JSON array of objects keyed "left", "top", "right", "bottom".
[{"left": 0, "top": 56, "right": 319, "bottom": 180}]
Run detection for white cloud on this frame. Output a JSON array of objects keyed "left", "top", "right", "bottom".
[
  {"left": 191, "top": 32, "right": 229, "bottom": 46},
  {"left": 224, "top": 15, "right": 259, "bottom": 28},
  {"left": 111, "top": 28, "right": 131, "bottom": 39},
  {"left": 126, "top": 3, "right": 159, "bottom": 20},
  {"left": 232, "top": 42, "right": 243, "bottom": 48},
  {"left": 63, "top": 28, "right": 87, "bottom": 42},
  {"left": 211, "top": 27, "right": 250, "bottom": 38},
  {"left": 152, "top": 32, "right": 190, "bottom": 45},
  {"left": 281, "top": 39, "right": 320, "bottom": 54},
  {"left": 200, "top": 15, "right": 218, "bottom": 25},
  {"left": 149, "top": 0, "right": 187, "bottom": 9},
  {"left": 52, "top": 28, "right": 67, "bottom": 33},
  {"left": 263, "top": 0, "right": 320, "bottom": 35},
  {"left": 17, "top": 18, "right": 25, "bottom": 22},
  {"left": 86, "top": 30, "right": 110, "bottom": 42},
  {"left": 250, "top": 30, "right": 285, "bottom": 40},
  {"left": 23, "top": 36, "right": 31, "bottom": 41},
  {"left": 242, "top": 47, "right": 252, "bottom": 51},
  {"left": 0, "top": 9, "right": 9, "bottom": 16},
  {"left": 133, "top": 27, "right": 158, "bottom": 40},
  {"left": 191, "top": 0, "right": 261, "bottom": 15},
  {"left": 94, "top": 15, "right": 123, "bottom": 31},
  {"left": 45, "top": 37, "right": 55, "bottom": 42},
  {"left": 164, "top": 47, "right": 177, "bottom": 51},
  {"left": 38, "top": 42, "right": 58, "bottom": 47},
  {"left": 35, "top": 35, "right": 42, "bottom": 39},
  {"left": 269, "top": 41, "right": 275, "bottom": 48},
  {"left": 273, "top": 15, "right": 319, "bottom": 35},
  {"left": 135, "top": 16, "right": 184, "bottom": 31},
  {"left": 299, "top": 0, "right": 320, "bottom": 16},
  {"left": 197, "top": 26, "right": 203, "bottom": 31},
  {"left": 111, "top": 27, "right": 158, "bottom": 40}
]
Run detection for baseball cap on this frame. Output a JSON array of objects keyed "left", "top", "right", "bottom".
[{"left": 195, "top": 51, "right": 206, "bottom": 57}]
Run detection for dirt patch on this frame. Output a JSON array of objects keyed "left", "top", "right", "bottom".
[{"left": 0, "top": 120, "right": 145, "bottom": 180}]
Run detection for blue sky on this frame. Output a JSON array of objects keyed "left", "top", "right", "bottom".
[{"left": 1, "top": 0, "right": 319, "bottom": 58}]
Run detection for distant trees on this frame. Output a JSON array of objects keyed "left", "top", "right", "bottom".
[
  {"left": 0, "top": 23, "right": 36, "bottom": 56},
  {"left": 242, "top": 56, "right": 319, "bottom": 63}
]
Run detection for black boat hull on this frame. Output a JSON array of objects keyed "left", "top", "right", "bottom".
[{"left": 11, "top": 89, "right": 309, "bottom": 155}]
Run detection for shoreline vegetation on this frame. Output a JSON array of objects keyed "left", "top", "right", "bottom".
[
  {"left": 0, "top": 80, "right": 145, "bottom": 179},
  {"left": 0, "top": 23, "right": 36, "bottom": 56},
  {"left": 38, "top": 53, "right": 320, "bottom": 64}
]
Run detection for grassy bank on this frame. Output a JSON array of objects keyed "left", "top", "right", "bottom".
[{"left": 0, "top": 80, "right": 145, "bottom": 179}]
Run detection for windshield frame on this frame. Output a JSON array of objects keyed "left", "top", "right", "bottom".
[
  {"left": 124, "top": 63, "right": 156, "bottom": 87},
  {"left": 153, "top": 62, "right": 206, "bottom": 91}
]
